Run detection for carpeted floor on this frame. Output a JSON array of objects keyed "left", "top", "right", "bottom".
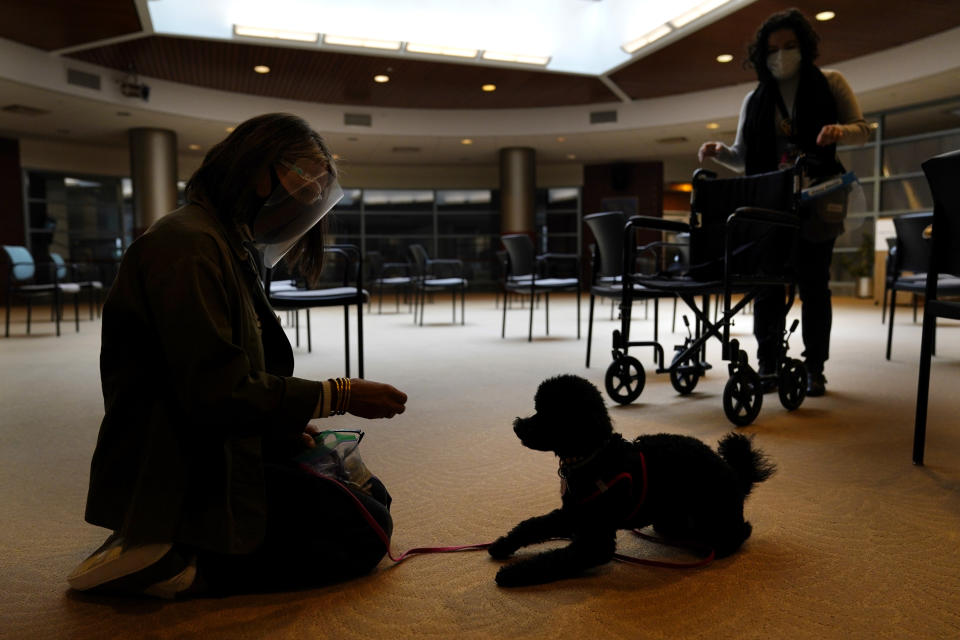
[{"left": 1, "top": 294, "right": 959, "bottom": 639}]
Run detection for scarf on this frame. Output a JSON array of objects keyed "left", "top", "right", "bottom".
[{"left": 743, "top": 64, "right": 843, "bottom": 180}]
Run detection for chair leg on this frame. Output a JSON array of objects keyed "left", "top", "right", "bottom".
[
  {"left": 576, "top": 287, "right": 581, "bottom": 339},
  {"left": 545, "top": 292, "right": 550, "bottom": 336},
  {"left": 672, "top": 296, "right": 678, "bottom": 332},
  {"left": 357, "top": 299, "right": 365, "bottom": 379},
  {"left": 295, "top": 310, "right": 300, "bottom": 347},
  {"left": 528, "top": 289, "right": 535, "bottom": 342},
  {"left": 27, "top": 298, "right": 32, "bottom": 335},
  {"left": 586, "top": 294, "right": 596, "bottom": 367},
  {"left": 913, "top": 295, "right": 918, "bottom": 323},
  {"left": 343, "top": 305, "right": 350, "bottom": 377},
  {"left": 306, "top": 309, "right": 312, "bottom": 353},
  {"left": 74, "top": 293, "right": 80, "bottom": 332},
  {"left": 653, "top": 298, "right": 660, "bottom": 367},
  {"left": 501, "top": 289, "right": 508, "bottom": 338},
  {"left": 881, "top": 284, "right": 889, "bottom": 323},
  {"left": 886, "top": 291, "right": 896, "bottom": 360},
  {"left": 913, "top": 305, "right": 937, "bottom": 465},
  {"left": 451, "top": 289, "right": 456, "bottom": 323},
  {"left": 461, "top": 284, "right": 465, "bottom": 325},
  {"left": 4, "top": 291, "right": 10, "bottom": 337}
]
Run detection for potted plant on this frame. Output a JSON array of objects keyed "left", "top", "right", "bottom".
[{"left": 844, "top": 232, "right": 875, "bottom": 298}]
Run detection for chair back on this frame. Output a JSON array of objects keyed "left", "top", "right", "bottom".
[
  {"left": 408, "top": 244, "right": 428, "bottom": 277},
  {"left": 2, "top": 245, "right": 35, "bottom": 282},
  {"left": 50, "top": 253, "right": 69, "bottom": 280},
  {"left": 501, "top": 234, "right": 536, "bottom": 278},
  {"left": 922, "top": 149, "right": 960, "bottom": 278},
  {"left": 366, "top": 250, "right": 384, "bottom": 280},
  {"left": 584, "top": 211, "right": 626, "bottom": 278},
  {"left": 892, "top": 212, "right": 933, "bottom": 274},
  {"left": 688, "top": 167, "right": 798, "bottom": 280}
]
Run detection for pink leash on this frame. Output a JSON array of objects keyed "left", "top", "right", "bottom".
[{"left": 303, "top": 465, "right": 713, "bottom": 568}]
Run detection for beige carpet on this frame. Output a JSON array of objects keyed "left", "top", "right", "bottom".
[{"left": 2, "top": 294, "right": 959, "bottom": 639}]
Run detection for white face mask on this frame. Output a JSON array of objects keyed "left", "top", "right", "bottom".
[{"left": 767, "top": 48, "right": 802, "bottom": 80}]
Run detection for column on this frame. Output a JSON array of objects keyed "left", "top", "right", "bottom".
[
  {"left": 499, "top": 147, "right": 536, "bottom": 235},
  {"left": 129, "top": 128, "right": 178, "bottom": 235}
]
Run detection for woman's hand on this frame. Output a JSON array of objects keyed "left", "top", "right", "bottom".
[
  {"left": 698, "top": 142, "right": 723, "bottom": 164},
  {"left": 347, "top": 379, "right": 407, "bottom": 419},
  {"left": 816, "top": 124, "right": 843, "bottom": 146}
]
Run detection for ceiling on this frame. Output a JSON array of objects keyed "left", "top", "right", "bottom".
[
  {"left": 0, "top": 0, "right": 959, "bottom": 168},
  {"left": 1, "top": 0, "right": 958, "bottom": 110}
]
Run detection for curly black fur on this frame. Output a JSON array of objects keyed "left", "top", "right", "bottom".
[{"left": 490, "top": 374, "right": 776, "bottom": 587}]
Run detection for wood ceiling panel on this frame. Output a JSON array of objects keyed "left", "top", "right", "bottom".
[
  {"left": 67, "top": 36, "right": 619, "bottom": 109},
  {"left": 0, "top": 0, "right": 141, "bottom": 51},
  {"left": 610, "top": 0, "right": 960, "bottom": 100}
]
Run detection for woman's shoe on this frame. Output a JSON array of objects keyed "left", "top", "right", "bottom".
[{"left": 806, "top": 372, "right": 827, "bottom": 397}]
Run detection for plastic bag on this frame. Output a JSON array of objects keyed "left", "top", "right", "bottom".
[{"left": 294, "top": 429, "right": 375, "bottom": 496}]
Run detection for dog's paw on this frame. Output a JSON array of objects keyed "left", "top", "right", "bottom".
[
  {"left": 495, "top": 563, "right": 535, "bottom": 587},
  {"left": 487, "top": 536, "right": 517, "bottom": 560}
]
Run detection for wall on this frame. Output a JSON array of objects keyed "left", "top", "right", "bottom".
[{"left": 0, "top": 137, "right": 25, "bottom": 303}]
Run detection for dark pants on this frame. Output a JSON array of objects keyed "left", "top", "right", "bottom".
[
  {"left": 197, "top": 462, "right": 392, "bottom": 594},
  {"left": 754, "top": 236, "right": 837, "bottom": 375}
]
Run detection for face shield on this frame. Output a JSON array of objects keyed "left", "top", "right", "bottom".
[{"left": 251, "top": 159, "right": 344, "bottom": 268}]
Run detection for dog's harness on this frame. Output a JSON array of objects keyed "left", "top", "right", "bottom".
[{"left": 559, "top": 442, "right": 648, "bottom": 522}]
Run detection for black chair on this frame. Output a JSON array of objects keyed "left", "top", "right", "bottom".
[
  {"left": 265, "top": 244, "right": 367, "bottom": 378},
  {"left": 605, "top": 165, "right": 805, "bottom": 427},
  {"left": 913, "top": 149, "right": 960, "bottom": 465},
  {"left": 366, "top": 251, "right": 413, "bottom": 314},
  {"left": 583, "top": 211, "right": 677, "bottom": 368},
  {"left": 3, "top": 245, "right": 80, "bottom": 337},
  {"left": 884, "top": 213, "right": 960, "bottom": 360},
  {"left": 52, "top": 252, "right": 104, "bottom": 320},
  {"left": 501, "top": 234, "right": 580, "bottom": 341},
  {"left": 408, "top": 244, "right": 467, "bottom": 325}
]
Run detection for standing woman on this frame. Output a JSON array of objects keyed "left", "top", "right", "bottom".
[
  {"left": 69, "top": 113, "right": 407, "bottom": 597},
  {"left": 699, "top": 8, "right": 870, "bottom": 396}
]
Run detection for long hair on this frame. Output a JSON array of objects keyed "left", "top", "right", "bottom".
[
  {"left": 745, "top": 8, "right": 821, "bottom": 84},
  {"left": 185, "top": 113, "right": 338, "bottom": 285}
]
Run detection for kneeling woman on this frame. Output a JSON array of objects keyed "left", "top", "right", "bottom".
[{"left": 69, "top": 113, "right": 407, "bottom": 597}]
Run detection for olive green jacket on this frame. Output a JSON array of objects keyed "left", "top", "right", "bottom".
[{"left": 84, "top": 203, "right": 322, "bottom": 553}]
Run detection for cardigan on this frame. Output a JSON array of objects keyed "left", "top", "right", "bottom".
[{"left": 84, "top": 203, "right": 322, "bottom": 553}]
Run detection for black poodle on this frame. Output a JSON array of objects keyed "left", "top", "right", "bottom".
[{"left": 489, "top": 374, "right": 776, "bottom": 587}]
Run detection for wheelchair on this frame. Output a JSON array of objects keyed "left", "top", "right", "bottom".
[{"left": 603, "top": 162, "right": 808, "bottom": 427}]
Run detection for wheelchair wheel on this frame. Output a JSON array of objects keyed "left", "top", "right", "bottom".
[
  {"left": 669, "top": 350, "right": 700, "bottom": 395},
  {"left": 777, "top": 358, "right": 807, "bottom": 411},
  {"left": 605, "top": 355, "right": 645, "bottom": 405},
  {"left": 723, "top": 370, "right": 763, "bottom": 427}
]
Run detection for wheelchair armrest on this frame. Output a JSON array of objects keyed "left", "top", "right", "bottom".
[
  {"left": 728, "top": 207, "right": 800, "bottom": 228},
  {"left": 627, "top": 216, "right": 691, "bottom": 233}
]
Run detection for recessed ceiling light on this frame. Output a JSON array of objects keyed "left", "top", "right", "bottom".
[
  {"left": 188, "top": 144, "right": 201, "bottom": 151},
  {"left": 225, "top": 126, "right": 235, "bottom": 133},
  {"left": 716, "top": 54, "right": 733, "bottom": 63},
  {"left": 253, "top": 65, "right": 270, "bottom": 74},
  {"left": 482, "top": 84, "right": 496, "bottom": 92},
  {"left": 815, "top": 11, "right": 836, "bottom": 21},
  {"left": 461, "top": 138, "right": 473, "bottom": 145},
  {"left": 556, "top": 136, "right": 566, "bottom": 143},
  {"left": 374, "top": 74, "right": 390, "bottom": 83},
  {"left": 332, "top": 153, "right": 340, "bottom": 160},
  {"left": 706, "top": 122, "right": 720, "bottom": 129},
  {"left": 566, "top": 154, "right": 576, "bottom": 160}
]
